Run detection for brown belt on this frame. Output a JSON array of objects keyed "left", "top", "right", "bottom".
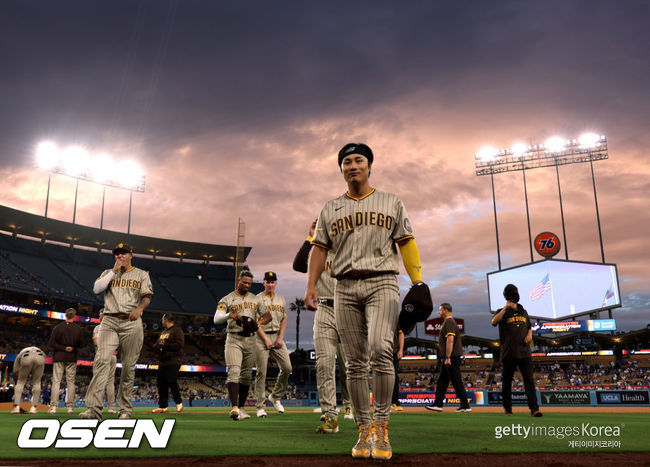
[
  {"left": 335, "top": 271, "right": 393, "bottom": 281},
  {"left": 107, "top": 313, "right": 130, "bottom": 320}
]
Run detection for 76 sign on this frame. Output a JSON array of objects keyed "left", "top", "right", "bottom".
[{"left": 534, "top": 232, "right": 561, "bottom": 258}]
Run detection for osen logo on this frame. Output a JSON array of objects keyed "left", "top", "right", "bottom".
[{"left": 17, "top": 419, "right": 175, "bottom": 449}]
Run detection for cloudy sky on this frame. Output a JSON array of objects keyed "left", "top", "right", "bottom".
[{"left": 1, "top": 1, "right": 648, "bottom": 348}]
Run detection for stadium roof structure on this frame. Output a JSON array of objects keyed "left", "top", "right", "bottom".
[{"left": 0, "top": 204, "right": 251, "bottom": 263}]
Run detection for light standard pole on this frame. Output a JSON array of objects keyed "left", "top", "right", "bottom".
[{"left": 44, "top": 174, "right": 51, "bottom": 218}]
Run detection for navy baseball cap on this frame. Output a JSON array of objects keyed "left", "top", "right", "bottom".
[
  {"left": 338, "top": 143, "right": 374, "bottom": 167},
  {"left": 113, "top": 243, "right": 133, "bottom": 255},
  {"left": 264, "top": 271, "right": 278, "bottom": 282}
]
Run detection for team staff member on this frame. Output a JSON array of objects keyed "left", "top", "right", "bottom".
[
  {"left": 81, "top": 243, "right": 153, "bottom": 420},
  {"left": 152, "top": 313, "right": 185, "bottom": 414},
  {"left": 293, "top": 220, "right": 352, "bottom": 434},
  {"left": 254, "top": 271, "right": 292, "bottom": 417},
  {"left": 11, "top": 346, "right": 46, "bottom": 414},
  {"left": 48, "top": 307, "right": 85, "bottom": 414},
  {"left": 92, "top": 310, "right": 117, "bottom": 414},
  {"left": 492, "top": 284, "right": 542, "bottom": 417},
  {"left": 305, "top": 143, "right": 424, "bottom": 460},
  {"left": 390, "top": 327, "right": 404, "bottom": 412},
  {"left": 425, "top": 303, "right": 471, "bottom": 413},
  {"left": 214, "top": 270, "right": 265, "bottom": 421}
]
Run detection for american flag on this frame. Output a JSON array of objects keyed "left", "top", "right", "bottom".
[
  {"left": 602, "top": 285, "right": 615, "bottom": 307},
  {"left": 529, "top": 273, "right": 552, "bottom": 301}
]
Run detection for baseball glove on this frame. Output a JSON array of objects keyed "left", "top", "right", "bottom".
[
  {"left": 399, "top": 282, "right": 433, "bottom": 334},
  {"left": 240, "top": 316, "right": 259, "bottom": 336}
]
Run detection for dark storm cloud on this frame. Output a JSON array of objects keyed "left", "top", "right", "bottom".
[{"left": 2, "top": 0, "right": 649, "bottom": 167}]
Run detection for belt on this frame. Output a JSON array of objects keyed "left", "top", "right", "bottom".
[
  {"left": 335, "top": 271, "right": 393, "bottom": 280},
  {"left": 265, "top": 330, "right": 278, "bottom": 335},
  {"left": 236, "top": 331, "right": 254, "bottom": 337},
  {"left": 318, "top": 298, "right": 334, "bottom": 307},
  {"left": 107, "top": 313, "right": 130, "bottom": 320}
]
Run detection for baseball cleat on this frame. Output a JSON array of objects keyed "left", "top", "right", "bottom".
[
  {"left": 391, "top": 403, "right": 403, "bottom": 412},
  {"left": 268, "top": 395, "right": 284, "bottom": 413},
  {"left": 372, "top": 421, "right": 392, "bottom": 460},
  {"left": 425, "top": 405, "right": 443, "bottom": 412},
  {"left": 48, "top": 406, "right": 57, "bottom": 414},
  {"left": 79, "top": 410, "right": 102, "bottom": 420},
  {"left": 11, "top": 406, "right": 21, "bottom": 414},
  {"left": 351, "top": 423, "right": 374, "bottom": 458},
  {"left": 257, "top": 408, "right": 267, "bottom": 418},
  {"left": 118, "top": 412, "right": 131, "bottom": 419},
  {"left": 176, "top": 403, "right": 184, "bottom": 413},
  {"left": 344, "top": 406, "right": 354, "bottom": 420},
  {"left": 229, "top": 408, "right": 240, "bottom": 421},
  {"left": 107, "top": 408, "right": 117, "bottom": 414},
  {"left": 456, "top": 407, "right": 472, "bottom": 413},
  {"left": 152, "top": 407, "right": 169, "bottom": 413},
  {"left": 67, "top": 408, "right": 74, "bottom": 414},
  {"left": 531, "top": 410, "right": 543, "bottom": 417},
  {"left": 238, "top": 408, "right": 251, "bottom": 420},
  {"left": 505, "top": 412, "right": 514, "bottom": 416},
  {"left": 320, "top": 414, "right": 327, "bottom": 422},
  {"left": 29, "top": 406, "right": 38, "bottom": 414},
  {"left": 316, "top": 415, "right": 339, "bottom": 434}
]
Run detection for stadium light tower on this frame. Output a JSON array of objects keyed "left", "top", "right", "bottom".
[
  {"left": 475, "top": 133, "right": 608, "bottom": 268},
  {"left": 35, "top": 141, "right": 146, "bottom": 234}
]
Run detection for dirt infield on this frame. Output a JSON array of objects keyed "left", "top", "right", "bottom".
[{"left": 3, "top": 452, "right": 649, "bottom": 466}]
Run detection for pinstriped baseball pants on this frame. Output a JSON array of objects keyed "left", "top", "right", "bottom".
[
  {"left": 335, "top": 274, "right": 399, "bottom": 425},
  {"left": 51, "top": 361, "right": 77, "bottom": 409},
  {"left": 225, "top": 333, "right": 255, "bottom": 385},
  {"left": 254, "top": 338, "right": 292, "bottom": 408},
  {"left": 84, "top": 316, "right": 143, "bottom": 416},
  {"left": 14, "top": 354, "right": 45, "bottom": 406},
  {"left": 314, "top": 303, "right": 351, "bottom": 418}
]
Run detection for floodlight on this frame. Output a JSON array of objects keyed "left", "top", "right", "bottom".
[
  {"left": 545, "top": 136, "right": 565, "bottom": 153},
  {"left": 511, "top": 142, "right": 527, "bottom": 157},
  {"left": 36, "top": 141, "right": 60, "bottom": 170},
  {"left": 62, "top": 146, "right": 88, "bottom": 177},
  {"left": 578, "top": 133, "right": 600, "bottom": 148},
  {"left": 89, "top": 154, "right": 114, "bottom": 184},
  {"left": 476, "top": 146, "right": 498, "bottom": 162},
  {"left": 119, "top": 160, "right": 144, "bottom": 189}
]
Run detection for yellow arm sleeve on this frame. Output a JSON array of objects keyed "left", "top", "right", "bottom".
[{"left": 398, "top": 238, "right": 423, "bottom": 283}]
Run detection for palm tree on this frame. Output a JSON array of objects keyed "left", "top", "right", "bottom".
[{"left": 289, "top": 298, "right": 305, "bottom": 351}]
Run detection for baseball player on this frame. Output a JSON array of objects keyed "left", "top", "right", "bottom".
[
  {"left": 293, "top": 219, "right": 353, "bottom": 433},
  {"left": 305, "top": 143, "right": 424, "bottom": 460},
  {"left": 11, "top": 346, "right": 46, "bottom": 414},
  {"left": 213, "top": 270, "right": 267, "bottom": 421},
  {"left": 48, "top": 307, "right": 85, "bottom": 414},
  {"left": 80, "top": 243, "right": 153, "bottom": 420},
  {"left": 92, "top": 310, "right": 117, "bottom": 414},
  {"left": 254, "top": 271, "right": 292, "bottom": 417}
]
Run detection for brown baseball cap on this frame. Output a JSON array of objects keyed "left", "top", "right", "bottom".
[{"left": 113, "top": 243, "right": 133, "bottom": 255}]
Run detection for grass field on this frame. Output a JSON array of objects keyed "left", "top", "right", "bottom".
[{"left": 0, "top": 407, "right": 647, "bottom": 460}]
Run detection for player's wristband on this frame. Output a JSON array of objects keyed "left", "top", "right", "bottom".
[{"left": 398, "top": 239, "right": 423, "bottom": 283}]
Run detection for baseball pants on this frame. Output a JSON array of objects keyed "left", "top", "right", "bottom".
[
  {"left": 501, "top": 357, "right": 539, "bottom": 413},
  {"left": 157, "top": 364, "right": 182, "bottom": 408},
  {"left": 254, "top": 336, "right": 292, "bottom": 408},
  {"left": 84, "top": 316, "right": 143, "bottom": 417},
  {"left": 335, "top": 274, "right": 399, "bottom": 425},
  {"left": 314, "top": 303, "right": 350, "bottom": 417},
  {"left": 103, "top": 354, "right": 116, "bottom": 411},
  {"left": 51, "top": 361, "right": 77, "bottom": 409},
  {"left": 225, "top": 333, "right": 255, "bottom": 385},
  {"left": 433, "top": 356, "right": 470, "bottom": 409},
  {"left": 337, "top": 342, "right": 351, "bottom": 408},
  {"left": 14, "top": 354, "right": 45, "bottom": 407}
]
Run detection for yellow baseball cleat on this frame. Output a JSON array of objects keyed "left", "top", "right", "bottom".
[
  {"left": 316, "top": 415, "right": 339, "bottom": 434},
  {"left": 372, "top": 420, "right": 392, "bottom": 460},
  {"left": 351, "top": 423, "right": 374, "bottom": 458}
]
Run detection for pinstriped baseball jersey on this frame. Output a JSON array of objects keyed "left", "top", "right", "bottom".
[
  {"left": 316, "top": 251, "right": 335, "bottom": 299},
  {"left": 217, "top": 291, "right": 259, "bottom": 333},
  {"left": 256, "top": 292, "right": 286, "bottom": 333},
  {"left": 98, "top": 267, "right": 153, "bottom": 314},
  {"left": 312, "top": 189, "right": 414, "bottom": 276}
]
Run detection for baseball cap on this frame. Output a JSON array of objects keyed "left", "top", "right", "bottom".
[
  {"left": 113, "top": 243, "right": 133, "bottom": 255},
  {"left": 264, "top": 271, "right": 278, "bottom": 282},
  {"left": 338, "top": 143, "right": 374, "bottom": 167}
]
